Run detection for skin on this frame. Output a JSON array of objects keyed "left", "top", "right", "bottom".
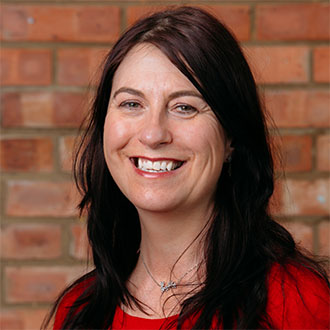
[{"left": 103, "top": 43, "right": 232, "bottom": 317}]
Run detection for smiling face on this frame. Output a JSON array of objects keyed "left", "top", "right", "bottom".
[{"left": 103, "top": 43, "right": 232, "bottom": 215}]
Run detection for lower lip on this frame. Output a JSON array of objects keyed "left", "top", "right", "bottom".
[{"left": 132, "top": 163, "right": 184, "bottom": 178}]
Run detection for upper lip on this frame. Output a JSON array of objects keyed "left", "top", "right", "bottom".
[{"left": 130, "top": 156, "right": 185, "bottom": 162}]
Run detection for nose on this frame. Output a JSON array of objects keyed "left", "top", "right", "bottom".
[{"left": 138, "top": 110, "right": 172, "bottom": 149}]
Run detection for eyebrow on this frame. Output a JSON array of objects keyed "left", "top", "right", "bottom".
[
  {"left": 112, "top": 87, "right": 204, "bottom": 101},
  {"left": 113, "top": 87, "right": 144, "bottom": 99}
]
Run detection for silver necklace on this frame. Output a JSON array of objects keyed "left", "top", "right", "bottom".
[{"left": 140, "top": 254, "right": 202, "bottom": 293}]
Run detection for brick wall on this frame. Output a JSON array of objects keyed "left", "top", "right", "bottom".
[{"left": 0, "top": 1, "right": 329, "bottom": 329}]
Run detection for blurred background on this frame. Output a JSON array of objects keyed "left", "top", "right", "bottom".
[{"left": 0, "top": 0, "right": 329, "bottom": 328}]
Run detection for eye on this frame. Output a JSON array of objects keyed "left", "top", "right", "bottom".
[
  {"left": 172, "top": 104, "right": 198, "bottom": 116},
  {"left": 119, "top": 101, "right": 142, "bottom": 110}
]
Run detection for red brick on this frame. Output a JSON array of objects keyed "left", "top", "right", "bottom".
[
  {"left": 120, "top": 0, "right": 181, "bottom": 1},
  {"left": 281, "top": 179, "right": 329, "bottom": 216},
  {"left": 77, "top": 6, "right": 120, "bottom": 42},
  {"left": 70, "top": 223, "right": 90, "bottom": 260},
  {"left": 283, "top": 222, "right": 314, "bottom": 253},
  {"left": 265, "top": 89, "right": 330, "bottom": 128},
  {"left": 1, "top": 92, "right": 87, "bottom": 128},
  {"left": 317, "top": 221, "right": 330, "bottom": 256},
  {"left": 0, "top": 5, "right": 120, "bottom": 42},
  {"left": 57, "top": 48, "right": 108, "bottom": 86},
  {"left": 0, "top": 310, "right": 22, "bottom": 330},
  {"left": 1, "top": 224, "right": 61, "bottom": 259},
  {"left": 269, "top": 178, "right": 283, "bottom": 216},
  {"left": 256, "top": 3, "right": 329, "bottom": 41},
  {"left": 316, "top": 134, "right": 330, "bottom": 172},
  {"left": 0, "top": 309, "right": 48, "bottom": 330},
  {"left": 53, "top": 92, "right": 89, "bottom": 127},
  {"left": 0, "top": 48, "right": 52, "bottom": 86},
  {"left": 0, "top": 137, "right": 53, "bottom": 172},
  {"left": 313, "top": 47, "right": 330, "bottom": 83},
  {"left": 59, "top": 136, "right": 76, "bottom": 172},
  {"left": 5, "top": 266, "right": 84, "bottom": 303},
  {"left": 127, "top": 5, "right": 251, "bottom": 41},
  {"left": 6, "top": 181, "right": 79, "bottom": 217},
  {"left": 204, "top": 5, "right": 250, "bottom": 41},
  {"left": 247, "top": 46, "right": 309, "bottom": 84},
  {"left": 117, "top": 0, "right": 180, "bottom": 1},
  {"left": 273, "top": 135, "right": 312, "bottom": 172},
  {"left": 126, "top": 5, "right": 168, "bottom": 26}
]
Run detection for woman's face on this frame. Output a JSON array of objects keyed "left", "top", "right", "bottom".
[{"left": 104, "top": 43, "right": 232, "bottom": 215}]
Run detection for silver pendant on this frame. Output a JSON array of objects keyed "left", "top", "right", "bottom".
[{"left": 160, "top": 281, "right": 176, "bottom": 292}]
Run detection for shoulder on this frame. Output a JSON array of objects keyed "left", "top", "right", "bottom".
[
  {"left": 266, "top": 262, "right": 329, "bottom": 329},
  {"left": 53, "top": 276, "right": 94, "bottom": 330}
]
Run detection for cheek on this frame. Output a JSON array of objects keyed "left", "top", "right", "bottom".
[
  {"left": 180, "top": 120, "right": 225, "bottom": 158},
  {"left": 103, "top": 114, "right": 132, "bottom": 155}
]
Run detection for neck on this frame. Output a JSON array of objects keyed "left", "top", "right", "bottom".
[
  {"left": 136, "top": 203, "right": 213, "bottom": 278},
  {"left": 126, "top": 204, "right": 213, "bottom": 318}
]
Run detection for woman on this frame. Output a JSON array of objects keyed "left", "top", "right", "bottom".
[{"left": 43, "top": 6, "right": 329, "bottom": 330}]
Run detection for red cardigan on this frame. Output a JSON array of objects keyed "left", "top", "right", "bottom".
[{"left": 54, "top": 263, "right": 329, "bottom": 329}]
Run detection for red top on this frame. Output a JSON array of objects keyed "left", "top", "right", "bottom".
[{"left": 54, "top": 263, "right": 330, "bottom": 329}]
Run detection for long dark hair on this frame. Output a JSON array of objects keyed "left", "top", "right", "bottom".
[{"left": 43, "top": 6, "right": 328, "bottom": 329}]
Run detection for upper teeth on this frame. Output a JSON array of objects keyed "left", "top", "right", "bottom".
[{"left": 137, "top": 158, "right": 181, "bottom": 172}]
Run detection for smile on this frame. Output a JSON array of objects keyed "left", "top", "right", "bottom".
[{"left": 131, "top": 157, "right": 184, "bottom": 173}]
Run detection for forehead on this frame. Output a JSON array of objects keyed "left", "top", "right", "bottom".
[{"left": 111, "top": 43, "right": 196, "bottom": 92}]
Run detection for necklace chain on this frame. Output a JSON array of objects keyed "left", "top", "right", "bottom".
[{"left": 140, "top": 254, "right": 202, "bottom": 292}]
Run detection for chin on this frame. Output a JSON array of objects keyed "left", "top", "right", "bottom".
[{"left": 130, "top": 195, "right": 182, "bottom": 214}]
